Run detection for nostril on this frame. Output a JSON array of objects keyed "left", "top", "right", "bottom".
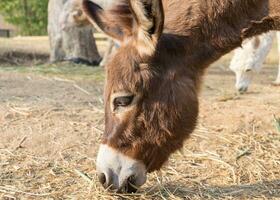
[
  {"left": 128, "top": 175, "right": 135, "bottom": 184},
  {"left": 126, "top": 175, "right": 138, "bottom": 193},
  {"left": 98, "top": 173, "right": 106, "bottom": 186}
]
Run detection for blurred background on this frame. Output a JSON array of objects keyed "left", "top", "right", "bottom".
[
  {"left": 0, "top": 1, "right": 280, "bottom": 199},
  {"left": 0, "top": 0, "right": 110, "bottom": 67}
]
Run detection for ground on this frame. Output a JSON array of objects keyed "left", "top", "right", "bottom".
[{"left": 0, "top": 37, "right": 280, "bottom": 200}]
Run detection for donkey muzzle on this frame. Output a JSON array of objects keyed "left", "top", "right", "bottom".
[{"left": 96, "top": 144, "right": 147, "bottom": 193}]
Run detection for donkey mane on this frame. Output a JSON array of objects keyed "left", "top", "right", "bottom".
[{"left": 102, "top": 0, "right": 274, "bottom": 70}]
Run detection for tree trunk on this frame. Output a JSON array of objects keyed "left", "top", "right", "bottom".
[
  {"left": 22, "top": 0, "right": 29, "bottom": 34},
  {"left": 48, "top": 0, "right": 66, "bottom": 62},
  {"left": 48, "top": 0, "right": 101, "bottom": 64},
  {"left": 62, "top": 26, "right": 101, "bottom": 65}
]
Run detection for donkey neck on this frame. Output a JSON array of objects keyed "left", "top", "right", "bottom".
[{"left": 158, "top": 0, "right": 270, "bottom": 69}]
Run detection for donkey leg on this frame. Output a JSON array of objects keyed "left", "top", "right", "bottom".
[
  {"left": 276, "top": 65, "right": 280, "bottom": 85},
  {"left": 273, "top": 32, "right": 280, "bottom": 85},
  {"left": 100, "top": 39, "right": 115, "bottom": 67}
]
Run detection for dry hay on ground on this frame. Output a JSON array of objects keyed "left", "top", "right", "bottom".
[{"left": 0, "top": 62, "right": 279, "bottom": 199}]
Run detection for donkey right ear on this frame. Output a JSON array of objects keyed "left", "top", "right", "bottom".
[{"left": 82, "top": 0, "right": 131, "bottom": 42}]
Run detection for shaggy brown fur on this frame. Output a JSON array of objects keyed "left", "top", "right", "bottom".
[{"left": 83, "top": 0, "right": 280, "bottom": 172}]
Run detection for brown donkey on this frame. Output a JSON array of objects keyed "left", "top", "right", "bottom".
[{"left": 82, "top": 0, "right": 280, "bottom": 193}]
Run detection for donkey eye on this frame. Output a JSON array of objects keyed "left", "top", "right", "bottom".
[{"left": 113, "top": 95, "right": 134, "bottom": 108}]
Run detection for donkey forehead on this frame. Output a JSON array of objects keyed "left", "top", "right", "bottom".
[
  {"left": 106, "top": 69, "right": 143, "bottom": 93},
  {"left": 106, "top": 46, "right": 153, "bottom": 93}
]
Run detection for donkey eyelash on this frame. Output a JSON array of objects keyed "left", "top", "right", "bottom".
[
  {"left": 111, "top": 92, "right": 136, "bottom": 112},
  {"left": 113, "top": 95, "right": 134, "bottom": 108}
]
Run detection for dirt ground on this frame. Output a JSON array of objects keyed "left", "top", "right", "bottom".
[{"left": 0, "top": 38, "right": 280, "bottom": 200}]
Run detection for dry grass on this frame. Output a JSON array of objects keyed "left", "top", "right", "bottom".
[
  {"left": 0, "top": 34, "right": 108, "bottom": 66},
  {"left": 0, "top": 34, "right": 108, "bottom": 55},
  {"left": 0, "top": 37, "right": 280, "bottom": 199},
  {"left": 1, "top": 95, "right": 280, "bottom": 200},
  {"left": 0, "top": 36, "right": 50, "bottom": 55}
]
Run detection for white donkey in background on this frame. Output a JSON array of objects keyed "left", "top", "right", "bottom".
[{"left": 230, "top": 32, "right": 280, "bottom": 93}]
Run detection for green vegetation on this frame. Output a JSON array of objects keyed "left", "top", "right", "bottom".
[{"left": 0, "top": 0, "right": 48, "bottom": 35}]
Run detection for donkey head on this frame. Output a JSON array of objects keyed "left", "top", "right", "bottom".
[{"left": 83, "top": 0, "right": 199, "bottom": 193}]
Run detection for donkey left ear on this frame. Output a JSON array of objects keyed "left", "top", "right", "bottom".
[
  {"left": 129, "top": 0, "right": 164, "bottom": 57},
  {"left": 82, "top": 0, "right": 128, "bottom": 42}
]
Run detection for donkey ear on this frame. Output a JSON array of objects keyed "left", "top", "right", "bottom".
[
  {"left": 129, "top": 0, "right": 164, "bottom": 56},
  {"left": 82, "top": 0, "right": 127, "bottom": 42}
]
